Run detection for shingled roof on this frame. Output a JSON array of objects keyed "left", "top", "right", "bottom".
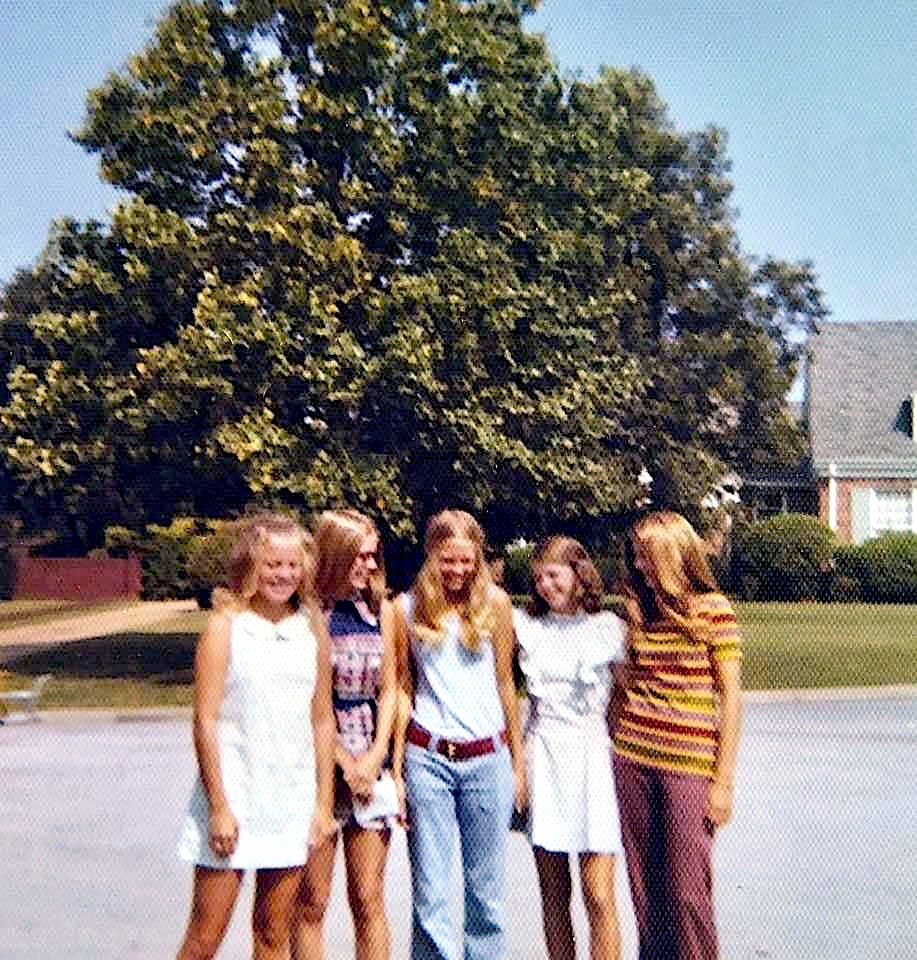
[{"left": 808, "top": 321, "right": 917, "bottom": 477}]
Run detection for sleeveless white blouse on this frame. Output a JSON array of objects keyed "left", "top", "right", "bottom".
[{"left": 177, "top": 609, "right": 318, "bottom": 868}]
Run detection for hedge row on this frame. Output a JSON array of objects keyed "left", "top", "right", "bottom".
[
  {"left": 103, "top": 511, "right": 917, "bottom": 605},
  {"left": 731, "top": 513, "right": 917, "bottom": 602},
  {"left": 105, "top": 517, "right": 237, "bottom": 605}
]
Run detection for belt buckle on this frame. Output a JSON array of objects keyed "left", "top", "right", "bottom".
[{"left": 444, "top": 740, "right": 457, "bottom": 761}]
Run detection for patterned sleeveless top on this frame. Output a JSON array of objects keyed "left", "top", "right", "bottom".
[{"left": 329, "top": 598, "right": 385, "bottom": 757}]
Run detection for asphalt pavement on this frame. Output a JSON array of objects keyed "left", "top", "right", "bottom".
[{"left": 1, "top": 694, "right": 914, "bottom": 959}]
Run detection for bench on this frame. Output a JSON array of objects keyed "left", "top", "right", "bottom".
[{"left": 0, "top": 674, "right": 52, "bottom": 722}]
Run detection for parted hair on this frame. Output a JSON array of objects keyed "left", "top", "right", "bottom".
[
  {"left": 313, "top": 508, "right": 386, "bottom": 615},
  {"left": 527, "top": 535, "right": 604, "bottom": 616},
  {"left": 412, "top": 509, "right": 495, "bottom": 652},
  {"left": 212, "top": 512, "right": 319, "bottom": 619},
  {"left": 621, "top": 511, "right": 719, "bottom": 644}
]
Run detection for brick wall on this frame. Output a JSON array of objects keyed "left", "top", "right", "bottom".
[{"left": 13, "top": 554, "right": 142, "bottom": 601}]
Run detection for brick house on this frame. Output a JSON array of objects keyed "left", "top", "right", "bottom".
[{"left": 808, "top": 321, "right": 917, "bottom": 543}]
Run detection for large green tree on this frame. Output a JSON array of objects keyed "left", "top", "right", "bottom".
[{"left": 0, "top": 0, "right": 825, "bottom": 549}]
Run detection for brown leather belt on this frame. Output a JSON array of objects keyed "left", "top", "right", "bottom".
[{"left": 407, "top": 721, "right": 508, "bottom": 761}]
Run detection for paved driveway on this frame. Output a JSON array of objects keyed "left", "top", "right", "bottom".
[{"left": 1, "top": 696, "right": 914, "bottom": 959}]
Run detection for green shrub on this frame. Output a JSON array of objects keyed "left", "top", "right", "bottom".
[
  {"left": 736, "top": 513, "right": 836, "bottom": 601},
  {"left": 105, "top": 517, "right": 208, "bottom": 600},
  {"left": 855, "top": 533, "right": 917, "bottom": 603},
  {"left": 502, "top": 540, "right": 534, "bottom": 596},
  {"left": 186, "top": 522, "right": 239, "bottom": 608}
]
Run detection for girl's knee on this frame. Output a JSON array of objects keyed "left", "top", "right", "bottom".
[
  {"left": 582, "top": 880, "right": 617, "bottom": 916},
  {"left": 252, "top": 916, "right": 290, "bottom": 951},
  {"left": 348, "top": 882, "right": 385, "bottom": 925},
  {"left": 296, "top": 876, "right": 333, "bottom": 924},
  {"left": 178, "top": 929, "right": 223, "bottom": 960}
]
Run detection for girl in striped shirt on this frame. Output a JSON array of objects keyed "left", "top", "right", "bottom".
[{"left": 613, "top": 511, "right": 742, "bottom": 960}]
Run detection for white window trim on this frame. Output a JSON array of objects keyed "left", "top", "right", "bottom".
[{"left": 869, "top": 486, "right": 917, "bottom": 538}]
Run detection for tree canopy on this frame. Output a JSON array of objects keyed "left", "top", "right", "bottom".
[{"left": 0, "top": 0, "right": 826, "bottom": 550}]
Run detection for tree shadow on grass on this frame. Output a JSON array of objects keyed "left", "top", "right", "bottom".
[{"left": 0, "top": 632, "right": 197, "bottom": 685}]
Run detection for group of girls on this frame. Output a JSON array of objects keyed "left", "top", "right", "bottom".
[{"left": 174, "top": 506, "right": 742, "bottom": 960}]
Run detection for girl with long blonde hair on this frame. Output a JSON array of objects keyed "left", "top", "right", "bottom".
[
  {"left": 292, "top": 509, "right": 397, "bottom": 960},
  {"left": 175, "top": 513, "right": 336, "bottom": 960},
  {"left": 392, "top": 509, "right": 526, "bottom": 960},
  {"left": 514, "top": 536, "right": 626, "bottom": 960},
  {"left": 613, "top": 511, "right": 742, "bottom": 960}
]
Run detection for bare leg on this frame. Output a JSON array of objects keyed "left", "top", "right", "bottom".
[
  {"left": 579, "top": 853, "right": 622, "bottom": 960},
  {"left": 290, "top": 832, "right": 338, "bottom": 960},
  {"left": 534, "top": 847, "right": 575, "bottom": 960},
  {"left": 252, "top": 866, "right": 306, "bottom": 960},
  {"left": 343, "top": 825, "right": 392, "bottom": 960},
  {"left": 176, "top": 866, "right": 244, "bottom": 960}
]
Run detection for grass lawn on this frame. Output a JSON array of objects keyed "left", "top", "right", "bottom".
[
  {"left": 1, "top": 601, "right": 915, "bottom": 710},
  {"left": 0, "top": 598, "right": 140, "bottom": 631},
  {"left": 737, "top": 601, "right": 917, "bottom": 689}
]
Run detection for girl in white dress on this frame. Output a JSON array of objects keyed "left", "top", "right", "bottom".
[
  {"left": 175, "top": 514, "right": 336, "bottom": 960},
  {"left": 513, "top": 536, "right": 626, "bottom": 960}
]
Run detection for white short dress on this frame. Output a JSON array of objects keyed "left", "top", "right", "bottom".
[
  {"left": 514, "top": 608, "right": 626, "bottom": 853},
  {"left": 177, "top": 609, "right": 318, "bottom": 869}
]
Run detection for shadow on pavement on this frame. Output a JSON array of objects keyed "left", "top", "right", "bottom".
[{"left": 0, "top": 632, "right": 196, "bottom": 684}]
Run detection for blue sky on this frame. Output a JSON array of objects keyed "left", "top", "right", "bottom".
[{"left": 1, "top": 0, "right": 915, "bottom": 324}]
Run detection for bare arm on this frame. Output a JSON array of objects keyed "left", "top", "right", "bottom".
[
  {"left": 191, "top": 612, "right": 237, "bottom": 856},
  {"left": 350, "top": 599, "right": 399, "bottom": 795},
  {"left": 309, "top": 608, "right": 337, "bottom": 844},
  {"left": 707, "top": 657, "right": 742, "bottom": 827},
  {"left": 492, "top": 589, "right": 527, "bottom": 812},
  {"left": 390, "top": 595, "right": 414, "bottom": 818}
]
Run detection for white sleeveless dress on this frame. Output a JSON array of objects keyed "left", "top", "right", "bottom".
[
  {"left": 177, "top": 609, "right": 318, "bottom": 869},
  {"left": 514, "top": 608, "right": 626, "bottom": 853}
]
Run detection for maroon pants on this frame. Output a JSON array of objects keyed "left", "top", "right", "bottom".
[{"left": 613, "top": 754, "right": 718, "bottom": 960}]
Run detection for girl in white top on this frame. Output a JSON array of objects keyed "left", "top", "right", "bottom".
[
  {"left": 513, "top": 536, "right": 626, "bottom": 960},
  {"left": 175, "top": 514, "right": 336, "bottom": 960}
]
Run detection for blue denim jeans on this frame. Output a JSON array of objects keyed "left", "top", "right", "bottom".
[{"left": 405, "top": 740, "right": 514, "bottom": 960}]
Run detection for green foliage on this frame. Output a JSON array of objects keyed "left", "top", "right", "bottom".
[
  {"left": 736, "top": 513, "right": 836, "bottom": 601},
  {"left": 186, "top": 522, "right": 238, "bottom": 608},
  {"left": 502, "top": 541, "right": 535, "bottom": 596},
  {"left": 852, "top": 533, "right": 917, "bottom": 603},
  {"left": 0, "top": 0, "right": 827, "bottom": 549},
  {"left": 106, "top": 517, "right": 208, "bottom": 600}
]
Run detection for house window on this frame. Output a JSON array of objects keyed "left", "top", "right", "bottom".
[
  {"left": 752, "top": 489, "right": 788, "bottom": 521},
  {"left": 872, "top": 490, "right": 912, "bottom": 536},
  {"left": 851, "top": 486, "right": 917, "bottom": 544}
]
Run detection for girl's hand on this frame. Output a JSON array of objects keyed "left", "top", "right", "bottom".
[
  {"left": 393, "top": 774, "right": 409, "bottom": 829},
  {"left": 512, "top": 763, "right": 528, "bottom": 815},
  {"left": 348, "top": 751, "right": 382, "bottom": 801},
  {"left": 208, "top": 805, "right": 239, "bottom": 859},
  {"left": 705, "top": 779, "right": 734, "bottom": 829},
  {"left": 307, "top": 810, "right": 338, "bottom": 853}
]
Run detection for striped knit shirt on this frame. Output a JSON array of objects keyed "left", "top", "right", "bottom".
[{"left": 613, "top": 591, "right": 741, "bottom": 779}]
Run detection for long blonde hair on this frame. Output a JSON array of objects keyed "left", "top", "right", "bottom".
[
  {"left": 212, "top": 512, "right": 319, "bottom": 620},
  {"left": 412, "top": 510, "right": 494, "bottom": 652},
  {"left": 314, "top": 509, "right": 386, "bottom": 614},
  {"left": 622, "top": 511, "right": 719, "bottom": 643}
]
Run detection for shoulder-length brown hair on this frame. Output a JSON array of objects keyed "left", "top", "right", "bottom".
[
  {"left": 412, "top": 509, "right": 494, "bottom": 652},
  {"left": 212, "top": 512, "right": 319, "bottom": 619},
  {"left": 313, "top": 509, "right": 386, "bottom": 614},
  {"left": 527, "top": 535, "right": 604, "bottom": 616},
  {"left": 621, "top": 511, "right": 719, "bottom": 643}
]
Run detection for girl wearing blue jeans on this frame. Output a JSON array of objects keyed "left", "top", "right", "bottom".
[{"left": 392, "top": 510, "right": 527, "bottom": 960}]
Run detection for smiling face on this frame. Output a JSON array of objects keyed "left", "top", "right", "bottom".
[
  {"left": 253, "top": 533, "right": 305, "bottom": 612},
  {"left": 348, "top": 531, "right": 379, "bottom": 593},
  {"left": 534, "top": 561, "right": 580, "bottom": 614},
  {"left": 437, "top": 536, "right": 478, "bottom": 597}
]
